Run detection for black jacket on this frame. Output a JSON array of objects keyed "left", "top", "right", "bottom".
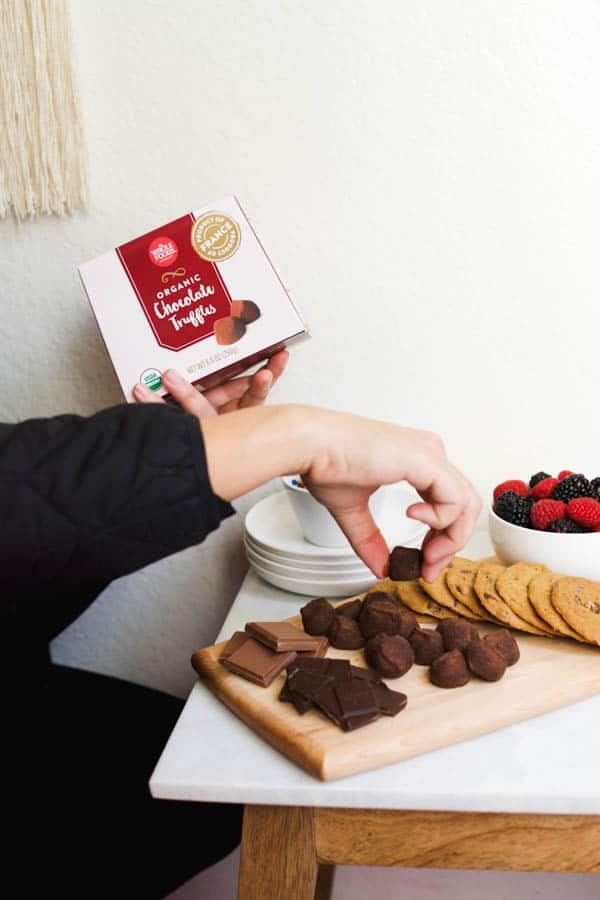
[{"left": 1, "top": 403, "right": 233, "bottom": 686}]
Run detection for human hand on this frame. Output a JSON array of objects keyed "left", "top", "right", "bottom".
[{"left": 133, "top": 350, "right": 289, "bottom": 416}]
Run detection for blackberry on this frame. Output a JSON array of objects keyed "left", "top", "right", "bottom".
[
  {"left": 494, "top": 491, "right": 532, "bottom": 528},
  {"left": 590, "top": 477, "right": 600, "bottom": 501},
  {"left": 551, "top": 474, "right": 593, "bottom": 502},
  {"left": 529, "top": 471, "right": 551, "bottom": 489},
  {"left": 547, "top": 518, "right": 586, "bottom": 534}
]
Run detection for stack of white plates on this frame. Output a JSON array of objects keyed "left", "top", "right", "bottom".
[{"left": 244, "top": 484, "right": 426, "bottom": 596}]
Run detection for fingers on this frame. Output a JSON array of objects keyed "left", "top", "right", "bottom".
[
  {"left": 238, "top": 368, "right": 273, "bottom": 409},
  {"left": 202, "top": 350, "right": 289, "bottom": 413},
  {"left": 262, "top": 349, "right": 289, "bottom": 384},
  {"left": 329, "top": 504, "right": 390, "bottom": 579},
  {"left": 133, "top": 383, "right": 166, "bottom": 405},
  {"left": 161, "top": 370, "right": 217, "bottom": 417}
]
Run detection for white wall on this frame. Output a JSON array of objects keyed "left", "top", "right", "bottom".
[{"left": 2, "top": 0, "right": 600, "bottom": 697}]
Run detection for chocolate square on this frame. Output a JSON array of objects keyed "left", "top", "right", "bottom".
[
  {"left": 221, "top": 637, "right": 296, "bottom": 687},
  {"left": 245, "top": 621, "right": 321, "bottom": 652}
]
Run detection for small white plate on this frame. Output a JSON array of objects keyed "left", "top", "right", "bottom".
[
  {"left": 248, "top": 558, "right": 377, "bottom": 597},
  {"left": 245, "top": 541, "right": 372, "bottom": 578},
  {"left": 243, "top": 536, "right": 370, "bottom": 572},
  {"left": 244, "top": 484, "right": 425, "bottom": 562}
]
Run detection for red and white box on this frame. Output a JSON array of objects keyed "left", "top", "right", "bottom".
[{"left": 79, "top": 196, "right": 308, "bottom": 401}]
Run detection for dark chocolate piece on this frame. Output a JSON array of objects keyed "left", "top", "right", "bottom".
[
  {"left": 335, "top": 598, "right": 363, "bottom": 620},
  {"left": 465, "top": 637, "right": 506, "bottom": 682},
  {"left": 365, "top": 634, "right": 414, "bottom": 678},
  {"left": 371, "top": 682, "right": 408, "bottom": 716},
  {"left": 389, "top": 546, "right": 423, "bottom": 581},
  {"left": 230, "top": 299, "right": 261, "bottom": 323},
  {"left": 301, "top": 597, "right": 335, "bottom": 635},
  {"left": 312, "top": 682, "right": 344, "bottom": 727},
  {"left": 222, "top": 638, "right": 296, "bottom": 687},
  {"left": 409, "top": 627, "right": 444, "bottom": 665},
  {"left": 218, "top": 631, "right": 250, "bottom": 661},
  {"left": 286, "top": 657, "right": 330, "bottom": 678},
  {"left": 358, "top": 596, "right": 402, "bottom": 639},
  {"left": 327, "top": 615, "right": 365, "bottom": 649},
  {"left": 245, "top": 621, "right": 321, "bottom": 652},
  {"left": 483, "top": 629, "right": 520, "bottom": 666},
  {"left": 429, "top": 649, "right": 470, "bottom": 688},
  {"left": 349, "top": 664, "right": 383, "bottom": 684},
  {"left": 437, "top": 618, "right": 477, "bottom": 652},
  {"left": 214, "top": 315, "right": 246, "bottom": 345}
]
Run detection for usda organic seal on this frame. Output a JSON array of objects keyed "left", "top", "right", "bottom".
[{"left": 140, "top": 368, "right": 162, "bottom": 391}]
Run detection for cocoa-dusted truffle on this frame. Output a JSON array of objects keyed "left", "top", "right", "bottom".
[
  {"left": 328, "top": 615, "right": 365, "bottom": 650},
  {"left": 301, "top": 597, "right": 335, "bottom": 635},
  {"left": 389, "top": 546, "right": 423, "bottom": 581},
  {"left": 230, "top": 299, "right": 261, "bottom": 323},
  {"left": 398, "top": 610, "right": 418, "bottom": 639},
  {"left": 358, "top": 596, "right": 401, "bottom": 639},
  {"left": 365, "top": 634, "right": 414, "bottom": 678},
  {"left": 409, "top": 627, "right": 444, "bottom": 665},
  {"left": 484, "top": 629, "right": 520, "bottom": 666},
  {"left": 363, "top": 590, "right": 394, "bottom": 606},
  {"left": 465, "top": 638, "right": 506, "bottom": 682},
  {"left": 437, "top": 618, "right": 477, "bottom": 652},
  {"left": 335, "top": 598, "right": 362, "bottom": 620},
  {"left": 214, "top": 315, "right": 246, "bottom": 345},
  {"left": 429, "top": 649, "right": 470, "bottom": 688}
]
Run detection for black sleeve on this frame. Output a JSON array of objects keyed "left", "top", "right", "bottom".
[{"left": 0, "top": 403, "right": 234, "bottom": 595}]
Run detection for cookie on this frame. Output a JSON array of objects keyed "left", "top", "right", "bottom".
[
  {"left": 474, "top": 564, "right": 549, "bottom": 637},
  {"left": 419, "top": 559, "right": 482, "bottom": 620},
  {"left": 551, "top": 578, "right": 600, "bottom": 646},
  {"left": 528, "top": 572, "right": 585, "bottom": 641},
  {"left": 395, "top": 580, "right": 459, "bottom": 621},
  {"left": 496, "top": 563, "right": 554, "bottom": 635},
  {"left": 445, "top": 558, "right": 499, "bottom": 622}
]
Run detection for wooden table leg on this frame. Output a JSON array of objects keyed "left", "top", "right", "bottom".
[{"left": 238, "top": 805, "right": 319, "bottom": 900}]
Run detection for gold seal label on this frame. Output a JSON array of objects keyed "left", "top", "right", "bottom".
[{"left": 191, "top": 212, "right": 241, "bottom": 262}]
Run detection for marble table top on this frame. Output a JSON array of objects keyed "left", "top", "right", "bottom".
[{"left": 150, "top": 530, "right": 600, "bottom": 814}]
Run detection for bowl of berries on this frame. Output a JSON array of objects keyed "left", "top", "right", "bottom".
[{"left": 489, "top": 471, "right": 600, "bottom": 580}]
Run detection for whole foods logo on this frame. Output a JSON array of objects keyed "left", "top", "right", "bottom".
[
  {"left": 148, "top": 236, "right": 179, "bottom": 268},
  {"left": 191, "top": 212, "right": 241, "bottom": 262}
]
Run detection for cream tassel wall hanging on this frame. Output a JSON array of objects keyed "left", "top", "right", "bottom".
[{"left": 0, "top": 0, "right": 87, "bottom": 220}]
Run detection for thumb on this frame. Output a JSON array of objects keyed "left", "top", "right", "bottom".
[{"left": 329, "top": 504, "right": 389, "bottom": 579}]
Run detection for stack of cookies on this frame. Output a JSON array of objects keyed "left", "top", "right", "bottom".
[{"left": 378, "top": 553, "right": 600, "bottom": 647}]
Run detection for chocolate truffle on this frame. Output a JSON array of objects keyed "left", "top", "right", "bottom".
[
  {"left": 398, "top": 610, "right": 418, "bottom": 639},
  {"left": 429, "top": 649, "right": 470, "bottom": 688},
  {"left": 364, "top": 634, "right": 414, "bottom": 678},
  {"left": 409, "top": 627, "right": 444, "bottom": 665},
  {"left": 437, "top": 618, "right": 477, "bottom": 652},
  {"left": 389, "top": 546, "right": 423, "bottom": 581},
  {"left": 363, "top": 590, "right": 394, "bottom": 606},
  {"left": 214, "top": 315, "right": 246, "bottom": 345},
  {"left": 327, "top": 615, "right": 365, "bottom": 650},
  {"left": 335, "top": 598, "right": 363, "bottom": 620},
  {"left": 465, "top": 637, "right": 506, "bottom": 682},
  {"left": 484, "top": 629, "right": 520, "bottom": 666},
  {"left": 301, "top": 597, "right": 335, "bottom": 635},
  {"left": 230, "top": 299, "right": 261, "bottom": 323},
  {"left": 358, "top": 596, "right": 401, "bottom": 639}
]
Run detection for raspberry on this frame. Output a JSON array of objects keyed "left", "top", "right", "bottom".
[
  {"left": 529, "top": 477, "right": 558, "bottom": 500},
  {"left": 566, "top": 498, "right": 600, "bottom": 529},
  {"left": 547, "top": 518, "right": 586, "bottom": 533},
  {"left": 493, "top": 480, "right": 528, "bottom": 501},
  {"left": 494, "top": 491, "right": 532, "bottom": 528},
  {"left": 551, "top": 474, "right": 593, "bottom": 502},
  {"left": 529, "top": 471, "right": 551, "bottom": 488},
  {"left": 531, "top": 499, "right": 566, "bottom": 531},
  {"left": 558, "top": 470, "right": 573, "bottom": 480}
]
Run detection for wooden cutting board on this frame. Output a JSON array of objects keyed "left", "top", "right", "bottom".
[{"left": 192, "top": 599, "right": 600, "bottom": 782}]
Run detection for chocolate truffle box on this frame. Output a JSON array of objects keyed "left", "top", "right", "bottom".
[{"left": 79, "top": 195, "right": 308, "bottom": 401}]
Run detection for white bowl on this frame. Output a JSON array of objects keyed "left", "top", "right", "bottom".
[
  {"left": 248, "top": 557, "right": 376, "bottom": 597},
  {"left": 281, "top": 477, "right": 385, "bottom": 548},
  {"left": 488, "top": 505, "right": 600, "bottom": 580},
  {"left": 244, "top": 539, "right": 370, "bottom": 576}
]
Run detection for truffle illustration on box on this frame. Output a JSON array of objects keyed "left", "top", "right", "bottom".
[{"left": 79, "top": 197, "right": 308, "bottom": 401}]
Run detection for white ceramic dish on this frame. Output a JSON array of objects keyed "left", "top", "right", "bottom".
[
  {"left": 244, "top": 540, "right": 370, "bottom": 577},
  {"left": 281, "top": 477, "right": 385, "bottom": 548},
  {"left": 489, "top": 504, "right": 600, "bottom": 581},
  {"left": 244, "top": 486, "right": 425, "bottom": 562},
  {"left": 248, "top": 558, "right": 376, "bottom": 597}
]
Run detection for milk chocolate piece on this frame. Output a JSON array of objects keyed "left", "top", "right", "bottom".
[
  {"left": 465, "top": 637, "right": 506, "bottom": 682},
  {"left": 389, "top": 546, "right": 423, "bottom": 581},
  {"left": 484, "top": 629, "right": 520, "bottom": 666},
  {"left": 299, "top": 635, "right": 329, "bottom": 658},
  {"left": 214, "top": 315, "right": 246, "bottom": 345},
  {"left": 218, "top": 631, "right": 250, "bottom": 661},
  {"left": 301, "top": 597, "right": 335, "bottom": 635},
  {"left": 327, "top": 615, "right": 365, "bottom": 649},
  {"left": 230, "top": 299, "right": 261, "bottom": 323},
  {"left": 371, "top": 682, "right": 408, "bottom": 716},
  {"left": 365, "top": 634, "right": 414, "bottom": 678},
  {"left": 336, "top": 598, "right": 363, "bottom": 620},
  {"left": 409, "top": 627, "right": 444, "bottom": 665},
  {"left": 358, "top": 597, "right": 402, "bottom": 639},
  {"left": 245, "top": 621, "right": 321, "bottom": 652},
  {"left": 437, "top": 618, "right": 477, "bottom": 652},
  {"left": 222, "top": 638, "right": 296, "bottom": 687},
  {"left": 429, "top": 649, "right": 470, "bottom": 688}
]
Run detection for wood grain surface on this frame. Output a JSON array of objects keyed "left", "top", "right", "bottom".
[{"left": 192, "top": 598, "right": 600, "bottom": 782}]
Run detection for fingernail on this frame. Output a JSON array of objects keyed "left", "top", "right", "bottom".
[
  {"left": 133, "top": 383, "right": 150, "bottom": 399},
  {"left": 162, "top": 369, "right": 185, "bottom": 387}
]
